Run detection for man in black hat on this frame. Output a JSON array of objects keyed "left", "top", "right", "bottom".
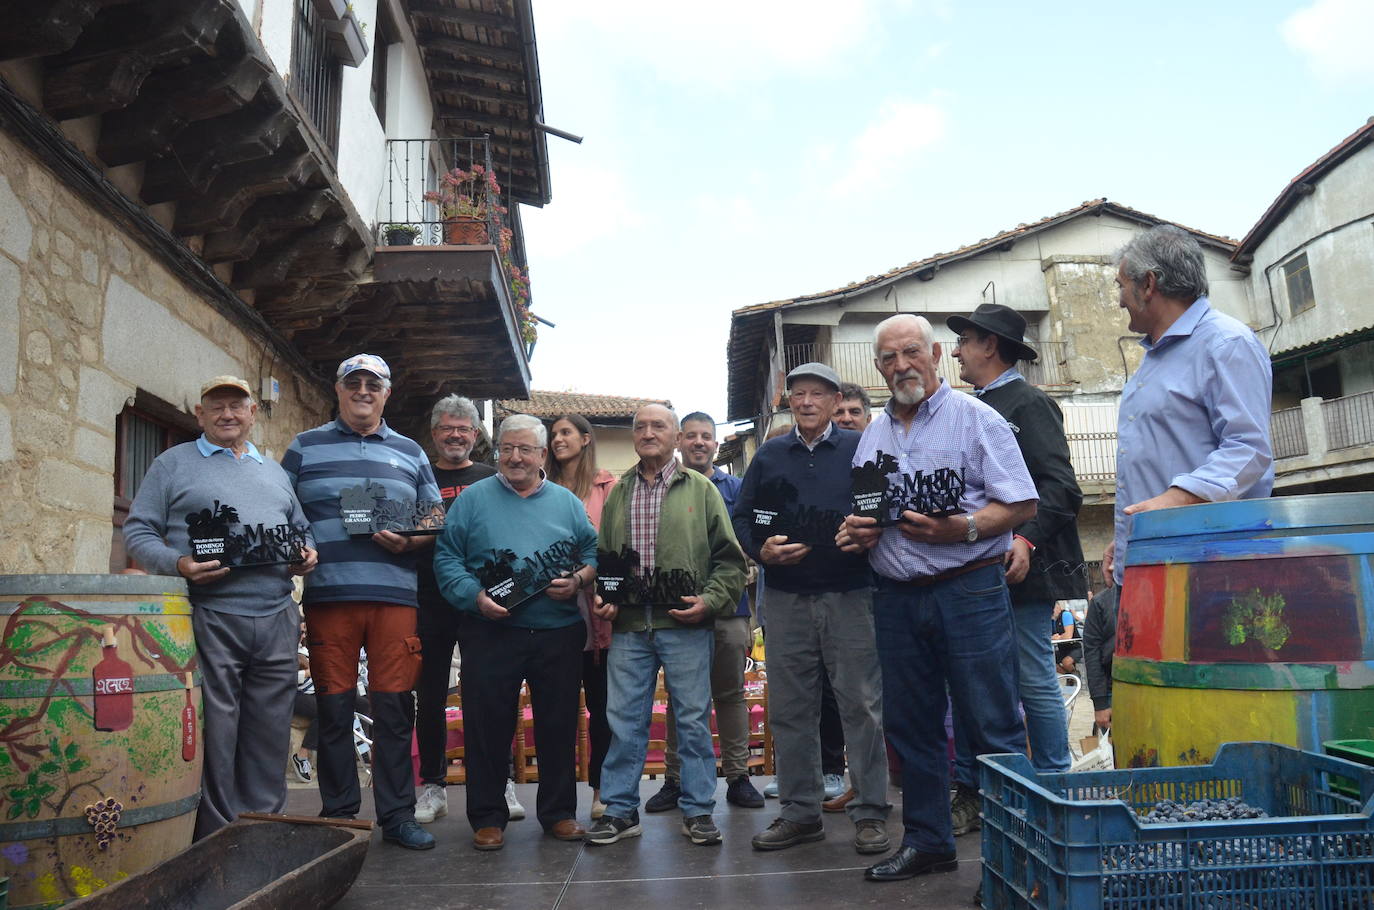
[
  {"left": 947, "top": 304, "right": 1085, "bottom": 832},
  {"left": 734, "top": 363, "right": 891, "bottom": 857}
]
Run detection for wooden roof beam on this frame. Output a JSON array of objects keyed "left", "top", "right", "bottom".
[
  {"left": 408, "top": 2, "right": 518, "bottom": 32},
  {"left": 416, "top": 32, "right": 524, "bottom": 64}
]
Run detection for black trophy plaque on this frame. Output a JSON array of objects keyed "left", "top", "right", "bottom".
[
  {"left": 751, "top": 476, "right": 841, "bottom": 547},
  {"left": 594, "top": 546, "right": 699, "bottom": 607},
  {"left": 851, "top": 454, "right": 966, "bottom": 524},
  {"left": 186, "top": 501, "right": 309, "bottom": 568},
  {"left": 339, "top": 481, "right": 445, "bottom": 538},
  {"left": 476, "top": 540, "right": 584, "bottom": 611}
]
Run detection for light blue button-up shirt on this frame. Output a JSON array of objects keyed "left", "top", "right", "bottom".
[
  {"left": 195, "top": 434, "right": 264, "bottom": 463},
  {"left": 1113, "top": 297, "right": 1273, "bottom": 584}
]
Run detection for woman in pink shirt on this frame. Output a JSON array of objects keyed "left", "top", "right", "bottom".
[{"left": 548, "top": 413, "right": 617, "bottom": 820}]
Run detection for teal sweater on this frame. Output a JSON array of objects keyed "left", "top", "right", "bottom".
[{"left": 433, "top": 475, "right": 598, "bottom": 629}]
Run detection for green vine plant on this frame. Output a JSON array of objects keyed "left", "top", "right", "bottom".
[{"left": 1223, "top": 588, "right": 1290, "bottom": 651}]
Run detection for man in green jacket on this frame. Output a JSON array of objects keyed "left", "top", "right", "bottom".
[{"left": 584, "top": 404, "right": 747, "bottom": 848}]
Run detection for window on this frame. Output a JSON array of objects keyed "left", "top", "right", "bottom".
[
  {"left": 1284, "top": 252, "right": 1316, "bottom": 316},
  {"left": 110, "top": 396, "right": 197, "bottom": 572},
  {"left": 370, "top": 6, "right": 397, "bottom": 127},
  {"left": 291, "top": 0, "right": 343, "bottom": 155}
]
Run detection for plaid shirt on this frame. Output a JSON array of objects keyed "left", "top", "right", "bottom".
[{"left": 629, "top": 458, "right": 677, "bottom": 574}]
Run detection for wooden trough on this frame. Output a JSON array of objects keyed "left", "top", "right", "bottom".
[{"left": 63, "top": 814, "right": 372, "bottom": 910}]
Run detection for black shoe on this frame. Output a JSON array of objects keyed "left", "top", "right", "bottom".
[
  {"left": 585, "top": 812, "right": 642, "bottom": 845},
  {"left": 751, "top": 817, "right": 825, "bottom": 851},
  {"left": 951, "top": 782, "right": 981, "bottom": 836},
  {"left": 681, "top": 814, "right": 722, "bottom": 845},
  {"left": 726, "top": 776, "right": 765, "bottom": 808},
  {"left": 644, "top": 779, "right": 681, "bottom": 813},
  {"left": 865, "top": 846, "right": 958, "bottom": 882},
  {"left": 382, "top": 820, "right": 436, "bottom": 850}
]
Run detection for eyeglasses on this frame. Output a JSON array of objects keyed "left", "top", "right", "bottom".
[
  {"left": 877, "top": 344, "right": 927, "bottom": 368},
  {"left": 436, "top": 425, "right": 476, "bottom": 437},
  {"left": 953, "top": 335, "right": 975, "bottom": 348},
  {"left": 498, "top": 444, "right": 542, "bottom": 458},
  {"left": 342, "top": 378, "right": 387, "bottom": 392}
]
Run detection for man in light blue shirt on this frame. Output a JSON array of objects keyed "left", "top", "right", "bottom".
[{"left": 1106, "top": 225, "right": 1273, "bottom": 586}]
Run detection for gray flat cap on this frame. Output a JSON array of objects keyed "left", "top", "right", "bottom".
[{"left": 786, "top": 361, "right": 841, "bottom": 391}]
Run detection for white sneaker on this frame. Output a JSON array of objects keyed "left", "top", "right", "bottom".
[
  {"left": 505, "top": 780, "right": 526, "bottom": 820},
  {"left": 414, "top": 783, "right": 447, "bottom": 824}
]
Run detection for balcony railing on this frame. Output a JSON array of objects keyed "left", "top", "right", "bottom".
[
  {"left": 1066, "top": 432, "right": 1117, "bottom": 483},
  {"left": 379, "top": 137, "right": 506, "bottom": 249},
  {"left": 1270, "top": 405, "right": 1308, "bottom": 459},
  {"left": 781, "top": 340, "right": 1071, "bottom": 395},
  {"left": 1322, "top": 390, "right": 1374, "bottom": 451}
]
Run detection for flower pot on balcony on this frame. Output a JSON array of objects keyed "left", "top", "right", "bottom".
[
  {"left": 383, "top": 225, "right": 420, "bottom": 246},
  {"left": 323, "top": 11, "right": 367, "bottom": 67},
  {"left": 443, "top": 217, "right": 489, "bottom": 245}
]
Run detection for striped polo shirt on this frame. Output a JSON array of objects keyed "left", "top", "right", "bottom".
[{"left": 283, "top": 418, "right": 441, "bottom": 607}]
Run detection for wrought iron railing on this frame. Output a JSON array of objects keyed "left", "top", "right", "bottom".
[
  {"left": 379, "top": 137, "right": 506, "bottom": 249},
  {"left": 1322, "top": 390, "right": 1374, "bottom": 451},
  {"left": 781, "top": 340, "right": 1070, "bottom": 394},
  {"left": 1270, "top": 406, "right": 1308, "bottom": 459},
  {"left": 1065, "top": 432, "right": 1118, "bottom": 483},
  {"left": 291, "top": 0, "right": 342, "bottom": 155}
]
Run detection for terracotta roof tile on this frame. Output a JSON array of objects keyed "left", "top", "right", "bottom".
[
  {"left": 731, "top": 198, "right": 1237, "bottom": 318},
  {"left": 496, "top": 389, "right": 673, "bottom": 420}
]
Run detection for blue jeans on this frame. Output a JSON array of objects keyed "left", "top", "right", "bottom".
[
  {"left": 873, "top": 564, "right": 1026, "bottom": 854},
  {"left": 600, "top": 627, "right": 717, "bottom": 819},
  {"left": 954, "top": 600, "right": 1070, "bottom": 782}
]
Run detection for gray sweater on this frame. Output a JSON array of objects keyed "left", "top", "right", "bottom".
[{"left": 124, "top": 439, "right": 311, "bottom": 617}]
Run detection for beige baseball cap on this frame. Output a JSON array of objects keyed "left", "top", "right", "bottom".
[{"left": 200, "top": 375, "right": 253, "bottom": 398}]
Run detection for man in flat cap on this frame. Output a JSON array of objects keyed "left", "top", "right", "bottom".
[
  {"left": 283, "top": 354, "right": 442, "bottom": 850},
  {"left": 947, "top": 303, "right": 1085, "bottom": 834},
  {"left": 735, "top": 363, "right": 891, "bottom": 857},
  {"left": 125, "top": 375, "right": 318, "bottom": 838}
]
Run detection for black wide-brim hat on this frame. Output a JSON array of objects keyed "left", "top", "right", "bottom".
[{"left": 945, "top": 303, "right": 1039, "bottom": 363}]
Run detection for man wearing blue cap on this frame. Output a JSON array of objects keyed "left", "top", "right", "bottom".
[{"left": 283, "top": 354, "right": 441, "bottom": 850}]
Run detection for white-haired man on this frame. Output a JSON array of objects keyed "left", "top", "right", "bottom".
[
  {"left": 434, "top": 414, "right": 599, "bottom": 851},
  {"left": 840, "top": 315, "right": 1037, "bottom": 882}
]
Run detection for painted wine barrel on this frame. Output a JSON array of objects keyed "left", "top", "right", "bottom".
[
  {"left": 1113, "top": 493, "right": 1374, "bottom": 769},
  {"left": 0, "top": 575, "right": 201, "bottom": 909}
]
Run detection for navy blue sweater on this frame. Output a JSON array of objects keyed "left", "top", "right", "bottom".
[{"left": 731, "top": 425, "right": 871, "bottom": 593}]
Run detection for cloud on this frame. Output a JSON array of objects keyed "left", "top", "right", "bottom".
[
  {"left": 520, "top": 158, "right": 641, "bottom": 258},
  {"left": 830, "top": 99, "right": 948, "bottom": 197},
  {"left": 538, "top": 0, "right": 893, "bottom": 86},
  {"left": 1281, "top": 0, "right": 1374, "bottom": 82}
]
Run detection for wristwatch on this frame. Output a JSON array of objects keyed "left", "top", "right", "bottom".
[{"left": 964, "top": 514, "right": 978, "bottom": 543}]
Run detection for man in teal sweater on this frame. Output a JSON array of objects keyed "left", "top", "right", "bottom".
[{"left": 433, "top": 414, "right": 598, "bottom": 852}]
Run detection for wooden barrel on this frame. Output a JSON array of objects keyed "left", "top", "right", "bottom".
[
  {"left": 0, "top": 575, "right": 201, "bottom": 909},
  {"left": 1113, "top": 493, "right": 1374, "bottom": 769}
]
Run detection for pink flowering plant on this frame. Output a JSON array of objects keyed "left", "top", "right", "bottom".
[{"left": 423, "top": 164, "right": 504, "bottom": 221}]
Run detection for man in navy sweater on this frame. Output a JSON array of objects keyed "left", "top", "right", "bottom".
[{"left": 735, "top": 363, "right": 891, "bottom": 856}]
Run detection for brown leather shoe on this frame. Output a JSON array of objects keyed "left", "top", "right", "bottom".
[
  {"left": 473, "top": 826, "right": 504, "bottom": 851},
  {"left": 823, "top": 787, "right": 857, "bottom": 813},
  {"left": 549, "top": 819, "right": 587, "bottom": 840}
]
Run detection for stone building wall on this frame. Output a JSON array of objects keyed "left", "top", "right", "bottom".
[{"left": 0, "top": 130, "right": 332, "bottom": 575}]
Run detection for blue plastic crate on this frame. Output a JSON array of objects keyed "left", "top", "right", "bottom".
[{"left": 978, "top": 742, "right": 1374, "bottom": 909}]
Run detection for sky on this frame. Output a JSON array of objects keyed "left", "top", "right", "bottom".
[{"left": 518, "top": 0, "right": 1374, "bottom": 431}]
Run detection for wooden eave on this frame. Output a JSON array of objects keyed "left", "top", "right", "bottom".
[
  {"left": 0, "top": 0, "right": 536, "bottom": 421},
  {"left": 406, "top": 0, "right": 551, "bottom": 206}
]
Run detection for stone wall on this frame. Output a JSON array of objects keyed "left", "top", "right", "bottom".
[
  {"left": 1042, "top": 255, "right": 1141, "bottom": 398},
  {"left": 0, "top": 130, "right": 332, "bottom": 575}
]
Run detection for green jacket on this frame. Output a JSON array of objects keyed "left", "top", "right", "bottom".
[{"left": 599, "top": 461, "right": 747, "bottom": 633}]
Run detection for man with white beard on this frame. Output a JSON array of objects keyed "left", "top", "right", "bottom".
[{"left": 838, "top": 314, "right": 1037, "bottom": 883}]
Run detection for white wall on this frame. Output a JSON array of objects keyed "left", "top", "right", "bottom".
[
  {"left": 1243, "top": 145, "right": 1374, "bottom": 353},
  {"left": 241, "top": 0, "right": 439, "bottom": 231}
]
